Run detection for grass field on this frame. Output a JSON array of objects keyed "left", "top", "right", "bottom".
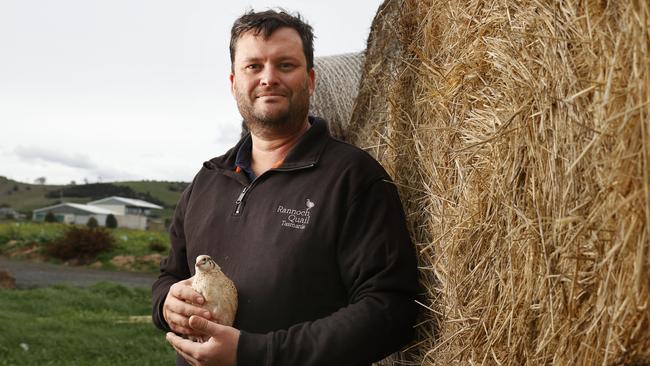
[
  {"left": 0, "top": 282, "right": 175, "bottom": 365},
  {"left": 0, "top": 222, "right": 170, "bottom": 272},
  {"left": 0, "top": 177, "right": 66, "bottom": 213}
]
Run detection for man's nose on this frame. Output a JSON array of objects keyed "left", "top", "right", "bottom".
[{"left": 259, "top": 65, "right": 280, "bottom": 86}]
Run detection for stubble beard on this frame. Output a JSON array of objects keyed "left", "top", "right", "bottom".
[{"left": 236, "top": 81, "right": 311, "bottom": 139}]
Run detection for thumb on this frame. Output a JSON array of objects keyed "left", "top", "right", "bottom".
[{"left": 188, "top": 315, "right": 223, "bottom": 337}]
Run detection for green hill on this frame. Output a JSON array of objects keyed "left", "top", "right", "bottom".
[{"left": 0, "top": 176, "right": 188, "bottom": 222}]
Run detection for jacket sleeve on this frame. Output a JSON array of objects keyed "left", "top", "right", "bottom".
[
  {"left": 151, "top": 183, "right": 193, "bottom": 332},
  {"left": 237, "top": 178, "right": 421, "bottom": 366}
]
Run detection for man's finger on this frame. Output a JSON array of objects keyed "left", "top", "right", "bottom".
[
  {"left": 166, "top": 333, "right": 198, "bottom": 365},
  {"left": 171, "top": 283, "right": 205, "bottom": 304},
  {"left": 166, "top": 311, "right": 207, "bottom": 337},
  {"left": 169, "top": 322, "right": 194, "bottom": 336},
  {"left": 189, "top": 315, "right": 224, "bottom": 337},
  {"left": 167, "top": 300, "right": 211, "bottom": 320},
  {"left": 166, "top": 311, "right": 190, "bottom": 328}
]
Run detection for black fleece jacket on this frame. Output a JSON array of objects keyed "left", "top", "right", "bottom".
[{"left": 152, "top": 117, "right": 420, "bottom": 366}]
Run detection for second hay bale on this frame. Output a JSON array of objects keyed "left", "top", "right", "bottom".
[{"left": 351, "top": 0, "right": 650, "bottom": 364}]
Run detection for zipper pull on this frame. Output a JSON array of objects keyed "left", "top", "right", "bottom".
[{"left": 234, "top": 185, "right": 249, "bottom": 215}]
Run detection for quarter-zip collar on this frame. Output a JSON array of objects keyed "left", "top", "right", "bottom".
[
  {"left": 234, "top": 135, "right": 256, "bottom": 181},
  {"left": 203, "top": 116, "right": 330, "bottom": 176}
]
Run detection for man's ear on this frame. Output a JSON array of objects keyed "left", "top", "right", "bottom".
[
  {"left": 308, "top": 68, "right": 315, "bottom": 96},
  {"left": 229, "top": 73, "right": 235, "bottom": 96}
]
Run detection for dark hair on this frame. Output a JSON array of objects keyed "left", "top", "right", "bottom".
[{"left": 230, "top": 9, "right": 314, "bottom": 71}]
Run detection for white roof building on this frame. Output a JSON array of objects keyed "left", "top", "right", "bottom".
[
  {"left": 33, "top": 196, "right": 163, "bottom": 230},
  {"left": 88, "top": 196, "right": 163, "bottom": 209}
]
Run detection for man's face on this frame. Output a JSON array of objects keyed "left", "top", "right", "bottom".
[{"left": 230, "top": 27, "right": 315, "bottom": 137}]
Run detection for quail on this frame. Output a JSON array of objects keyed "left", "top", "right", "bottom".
[{"left": 189, "top": 255, "right": 238, "bottom": 341}]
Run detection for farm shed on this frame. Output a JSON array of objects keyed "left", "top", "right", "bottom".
[
  {"left": 33, "top": 196, "right": 162, "bottom": 230},
  {"left": 88, "top": 196, "right": 163, "bottom": 230},
  {"left": 33, "top": 202, "right": 114, "bottom": 227}
]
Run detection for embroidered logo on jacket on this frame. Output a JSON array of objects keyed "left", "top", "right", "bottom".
[{"left": 277, "top": 199, "right": 315, "bottom": 230}]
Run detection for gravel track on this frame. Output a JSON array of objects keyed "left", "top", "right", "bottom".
[{"left": 0, "top": 256, "right": 158, "bottom": 289}]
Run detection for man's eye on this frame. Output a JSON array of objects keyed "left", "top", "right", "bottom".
[
  {"left": 279, "top": 63, "right": 294, "bottom": 69},
  {"left": 246, "top": 64, "right": 260, "bottom": 70}
]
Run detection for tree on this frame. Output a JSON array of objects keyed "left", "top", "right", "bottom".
[
  {"left": 105, "top": 214, "right": 118, "bottom": 229},
  {"left": 44, "top": 212, "right": 57, "bottom": 223},
  {"left": 34, "top": 177, "right": 46, "bottom": 185},
  {"left": 87, "top": 217, "right": 98, "bottom": 228}
]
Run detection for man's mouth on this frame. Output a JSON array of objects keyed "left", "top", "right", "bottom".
[{"left": 255, "top": 90, "right": 286, "bottom": 98}]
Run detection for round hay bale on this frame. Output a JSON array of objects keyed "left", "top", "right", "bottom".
[
  {"left": 351, "top": 0, "right": 650, "bottom": 365},
  {"left": 310, "top": 52, "right": 364, "bottom": 140}
]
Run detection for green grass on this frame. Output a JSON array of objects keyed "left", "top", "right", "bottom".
[
  {"left": 98, "top": 228, "right": 170, "bottom": 272},
  {"left": 0, "top": 176, "right": 66, "bottom": 213},
  {"left": 0, "top": 282, "right": 175, "bottom": 365},
  {"left": 0, "top": 222, "right": 170, "bottom": 272},
  {"left": 105, "top": 227, "right": 169, "bottom": 256},
  {"left": 0, "top": 222, "right": 67, "bottom": 246}
]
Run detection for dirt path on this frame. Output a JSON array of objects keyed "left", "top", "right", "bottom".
[{"left": 0, "top": 256, "right": 158, "bottom": 289}]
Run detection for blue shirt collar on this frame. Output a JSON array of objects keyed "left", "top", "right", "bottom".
[{"left": 235, "top": 134, "right": 255, "bottom": 181}]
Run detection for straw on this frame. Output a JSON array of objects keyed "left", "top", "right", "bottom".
[{"left": 353, "top": 0, "right": 650, "bottom": 364}]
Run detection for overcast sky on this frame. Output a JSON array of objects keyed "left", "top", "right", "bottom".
[{"left": 0, "top": 0, "right": 382, "bottom": 185}]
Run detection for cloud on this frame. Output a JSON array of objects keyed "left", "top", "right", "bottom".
[
  {"left": 14, "top": 146, "right": 97, "bottom": 170},
  {"left": 213, "top": 123, "right": 242, "bottom": 146},
  {"left": 12, "top": 146, "right": 138, "bottom": 182}
]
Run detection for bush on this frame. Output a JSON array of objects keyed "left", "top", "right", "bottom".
[
  {"left": 148, "top": 239, "right": 167, "bottom": 253},
  {"left": 87, "top": 217, "right": 98, "bottom": 228},
  {"left": 167, "top": 182, "right": 188, "bottom": 192},
  {"left": 44, "top": 212, "right": 57, "bottom": 223},
  {"left": 45, "top": 226, "right": 114, "bottom": 264},
  {"left": 105, "top": 214, "right": 117, "bottom": 229}
]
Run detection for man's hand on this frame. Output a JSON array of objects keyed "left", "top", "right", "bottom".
[
  {"left": 163, "top": 278, "right": 212, "bottom": 336},
  {"left": 166, "top": 315, "right": 240, "bottom": 366}
]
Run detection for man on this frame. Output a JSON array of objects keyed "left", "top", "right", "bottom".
[{"left": 152, "top": 9, "right": 420, "bottom": 366}]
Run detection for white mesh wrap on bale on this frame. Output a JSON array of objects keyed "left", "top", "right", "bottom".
[{"left": 309, "top": 52, "right": 364, "bottom": 140}]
